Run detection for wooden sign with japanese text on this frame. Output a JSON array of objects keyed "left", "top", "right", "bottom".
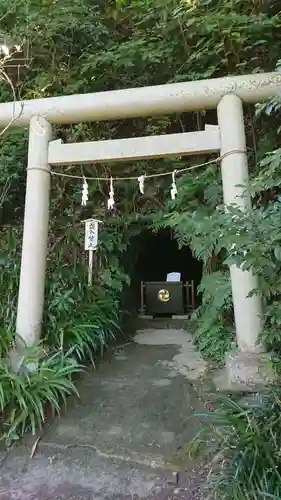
[{"left": 84, "top": 219, "right": 99, "bottom": 251}]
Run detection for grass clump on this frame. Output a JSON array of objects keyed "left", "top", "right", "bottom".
[
  {"left": 191, "top": 391, "right": 281, "bottom": 499},
  {"left": 0, "top": 331, "right": 83, "bottom": 446}
]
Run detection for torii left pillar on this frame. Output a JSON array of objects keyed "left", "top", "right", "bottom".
[{"left": 16, "top": 115, "right": 52, "bottom": 346}]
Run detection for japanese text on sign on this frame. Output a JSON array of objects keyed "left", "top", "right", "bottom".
[{"left": 85, "top": 219, "right": 98, "bottom": 251}]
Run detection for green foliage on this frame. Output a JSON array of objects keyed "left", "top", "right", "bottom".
[
  {"left": 0, "top": 227, "right": 20, "bottom": 330},
  {"left": 0, "top": 225, "right": 122, "bottom": 361},
  {"left": 0, "top": 332, "right": 82, "bottom": 446},
  {"left": 191, "top": 272, "right": 234, "bottom": 363},
  {"left": 192, "top": 392, "right": 281, "bottom": 499},
  {"left": 1, "top": 0, "right": 281, "bottom": 464},
  {"left": 45, "top": 294, "right": 120, "bottom": 364}
]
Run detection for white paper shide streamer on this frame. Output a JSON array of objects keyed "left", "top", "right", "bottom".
[
  {"left": 170, "top": 170, "right": 178, "bottom": 200},
  {"left": 107, "top": 177, "right": 115, "bottom": 210},
  {"left": 138, "top": 174, "right": 145, "bottom": 194},
  {"left": 81, "top": 176, "right": 89, "bottom": 206}
]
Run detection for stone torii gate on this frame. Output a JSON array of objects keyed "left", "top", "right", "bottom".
[{"left": 1, "top": 72, "right": 281, "bottom": 387}]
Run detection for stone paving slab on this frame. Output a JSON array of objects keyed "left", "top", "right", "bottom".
[
  {"left": 0, "top": 444, "right": 164, "bottom": 500},
  {"left": 0, "top": 325, "right": 209, "bottom": 500}
]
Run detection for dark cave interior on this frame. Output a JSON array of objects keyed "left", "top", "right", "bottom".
[{"left": 123, "top": 229, "right": 203, "bottom": 315}]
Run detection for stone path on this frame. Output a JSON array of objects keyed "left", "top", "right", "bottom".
[{"left": 0, "top": 321, "right": 210, "bottom": 500}]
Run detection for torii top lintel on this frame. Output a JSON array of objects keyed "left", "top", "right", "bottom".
[{"left": 0, "top": 72, "right": 280, "bottom": 128}]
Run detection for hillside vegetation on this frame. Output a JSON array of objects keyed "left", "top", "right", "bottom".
[{"left": 1, "top": 0, "right": 281, "bottom": 495}]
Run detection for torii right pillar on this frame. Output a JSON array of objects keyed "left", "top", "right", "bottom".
[{"left": 217, "top": 93, "right": 274, "bottom": 390}]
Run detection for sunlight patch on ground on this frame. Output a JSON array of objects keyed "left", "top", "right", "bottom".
[{"left": 134, "top": 328, "right": 207, "bottom": 381}]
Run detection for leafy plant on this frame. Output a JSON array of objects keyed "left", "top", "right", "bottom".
[
  {"left": 191, "top": 392, "right": 281, "bottom": 499},
  {"left": 0, "top": 343, "right": 83, "bottom": 446},
  {"left": 47, "top": 295, "right": 121, "bottom": 363},
  {"left": 191, "top": 272, "right": 235, "bottom": 363}
]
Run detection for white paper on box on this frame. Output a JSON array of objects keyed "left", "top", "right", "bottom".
[{"left": 166, "top": 272, "right": 181, "bottom": 282}]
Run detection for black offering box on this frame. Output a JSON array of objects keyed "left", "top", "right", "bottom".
[{"left": 140, "top": 281, "right": 185, "bottom": 316}]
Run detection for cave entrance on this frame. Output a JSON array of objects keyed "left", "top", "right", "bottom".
[{"left": 124, "top": 229, "right": 203, "bottom": 317}]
